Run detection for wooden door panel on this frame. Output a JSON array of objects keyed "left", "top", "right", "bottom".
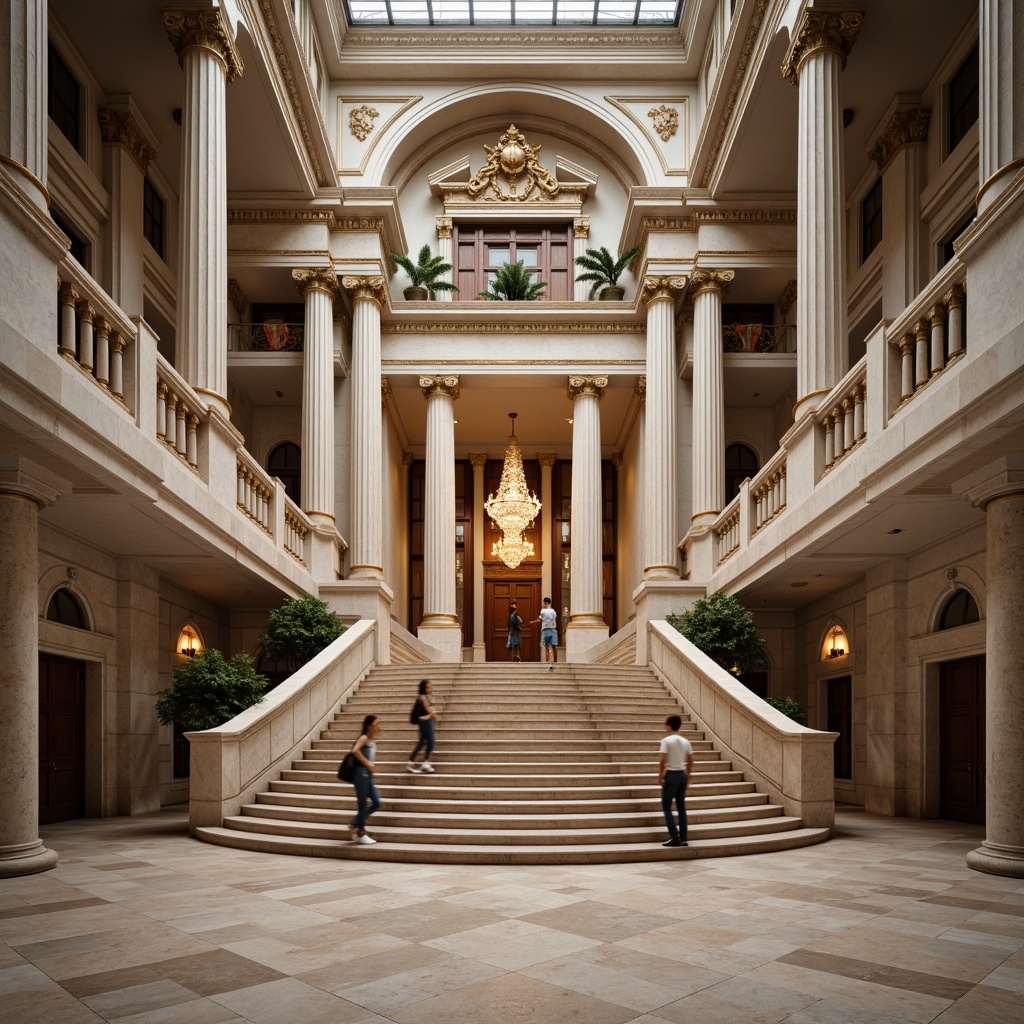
[
  {"left": 38, "top": 654, "right": 86, "bottom": 824},
  {"left": 486, "top": 580, "right": 540, "bottom": 662},
  {"left": 940, "top": 655, "right": 985, "bottom": 825}
]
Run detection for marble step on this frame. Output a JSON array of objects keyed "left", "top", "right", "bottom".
[
  {"left": 290, "top": 757, "right": 733, "bottom": 775},
  {"left": 305, "top": 745, "right": 719, "bottom": 761}
]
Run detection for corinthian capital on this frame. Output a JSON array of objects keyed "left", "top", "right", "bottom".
[
  {"left": 342, "top": 275, "right": 387, "bottom": 305},
  {"left": 98, "top": 109, "right": 157, "bottom": 172},
  {"left": 292, "top": 267, "right": 339, "bottom": 299},
  {"left": 781, "top": 7, "right": 865, "bottom": 85},
  {"left": 867, "top": 108, "right": 931, "bottom": 171},
  {"left": 566, "top": 375, "right": 608, "bottom": 401},
  {"left": 641, "top": 276, "right": 688, "bottom": 305},
  {"left": 419, "top": 375, "right": 461, "bottom": 401},
  {"left": 162, "top": 7, "right": 244, "bottom": 83},
  {"left": 688, "top": 268, "right": 735, "bottom": 299}
]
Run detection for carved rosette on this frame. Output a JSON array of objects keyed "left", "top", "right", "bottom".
[
  {"left": 573, "top": 217, "right": 591, "bottom": 239},
  {"left": 162, "top": 8, "right": 244, "bottom": 83},
  {"left": 648, "top": 104, "right": 679, "bottom": 142},
  {"left": 867, "top": 108, "right": 931, "bottom": 171},
  {"left": 435, "top": 216, "right": 453, "bottom": 239},
  {"left": 98, "top": 109, "right": 157, "bottom": 172},
  {"left": 419, "top": 375, "right": 461, "bottom": 401},
  {"left": 688, "top": 268, "right": 735, "bottom": 300},
  {"left": 566, "top": 375, "right": 608, "bottom": 401},
  {"left": 641, "top": 276, "right": 688, "bottom": 305},
  {"left": 349, "top": 104, "right": 379, "bottom": 141},
  {"left": 781, "top": 8, "right": 864, "bottom": 84},
  {"left": 342, "top": 275, "right": 387, "bottom": 306},
  {"left": 292, "top": 267, "right": 339, "bottom": 299}
]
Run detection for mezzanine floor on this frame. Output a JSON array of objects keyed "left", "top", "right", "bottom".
[{"left": 0, "top": 808, "right": 1021, "bottom": 1024}]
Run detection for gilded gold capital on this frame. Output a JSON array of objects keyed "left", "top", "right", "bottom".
[
  {"left": 342, "top": 275, "right": 387, "bottom": 305},
  {"left": 538, "top": 453, "right": 557, "bottom": 469},
  {"left": 868, "top": 108, "right": 931, "bottom": 171},
  {"left": 436, "top": 217, "right": 453, "bottom": 239},
  {"left": 573, "top": 217, "right": 591, "bottom": 239},
  {"left": 98, "top": 109, "right": 157, "bottom": 172},
  {"left": 641, "top": 276, "right": 688, "bottom": 305},
  {"left": 419, "top": 375, "right": 461, "bottom": 401},
  {"left": 567, "top": 375, "right": 608, "bottom": 401},
  {"left": 782, "top": 8, "right": 864, "bottom": 84},
  {"left": 292, "top": 267, "right": 339, "bottom": 299},
  {"left": 162, "top": 8, "right": 244, "bottom": 83},
  {"left": 469, "top": 453, "right": 488, "bottom": 470},
  {"left": 688, "top": 268, "right": 735, "bottom": 299}
]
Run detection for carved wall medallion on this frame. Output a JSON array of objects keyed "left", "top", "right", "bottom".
[
  {"left": 648, "top": 104, "right": 679, "bottom": 142},
  {"left": 349, "top": 104, "right": 379, "bottom": 142},
  {"left": 461, "top": 125, "right": 563, "bottom": 203}
]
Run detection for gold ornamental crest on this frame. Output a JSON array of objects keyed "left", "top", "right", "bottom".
[{"left": 467, "top": 124, "right": 561, "bottom": 202}]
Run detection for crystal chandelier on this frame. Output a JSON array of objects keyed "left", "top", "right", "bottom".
[{"left": 485, "top": 413, "right": 542, "bottom": 569}]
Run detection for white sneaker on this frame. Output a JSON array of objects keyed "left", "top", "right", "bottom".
[
  {"left": 421, "top": 763, "right": 435, "bottom": 773},
  {"left": 405, "top": 766, "right": 421, "bottom": 774},
  {"left": 356, "top": 834, "right": 377, "bottom": 845}
]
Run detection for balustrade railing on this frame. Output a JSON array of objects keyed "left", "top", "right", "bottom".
[
  {"left": 751, "top": 452, "right": 787, "bottom": 534},
  {"left": 722, "top": 323, "right": 796, "bottom": 353},
  {"left": 887, "top": 260, "right": 967, "bottom": 412},
  {"left": 283, "top": 497, "right": 310, "bottom": 566},
  {"left": 714, "top": 498, "right": 742, "bottom": 567},
  {"left": 236, "top": 448, "right": 274, "bottom": 533},
  {"left": 57, "top": 256, "right": 136, "bottom": 411},
  {"left": 819, "top": 358, "right": 868, "bottom": 474},
  {"left": 155, "top": 357, "right": 204, "bottom": 473},
  {"left": 229, "top": 322, "right": 304, "bottom": 352}
]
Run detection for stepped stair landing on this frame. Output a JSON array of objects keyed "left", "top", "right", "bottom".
[{"left": 196, "top": 663, "right": 830, "bottom": 863}]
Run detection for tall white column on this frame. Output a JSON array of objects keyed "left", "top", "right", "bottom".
[
  {"left": 690, "top": 269, "right": 734, "bottom": 530},
  {"left": 960, "top": 458, "right": 1024, "bottom": 877},
  {"left": 163, "top": 8, "right": 243, "bottom": 420},
  {"left": 436, "top": 217, "right": 454, "bottom": 301},
  {"left": 783, "top": 7, "right": 863, "bottom": 421},
  {"left": 566, "top": 376, "right": 609, "bottom": 658},
  {"left": 418, "top": 375, "right": 462, "bottom": 660},
  {"left": 641, "top": 277, "right": 687, "bottom": 580},
  {"left": 573, "top": 217, "right": 591, "bottom": 301},
  {"left": 978, "top": 0, "right": 1024, "bottom": 214},
  {"left": 293, "top": 267, "right": 338, "bottom": 527},
  {"left": 538, "top": 454, "right": 556, "bottom": 602},
  {"left": 470, "top": 453, "right": 487, "bottom": 660},
  {"left": 0, "top": 0, "right": 47, "bottom": 209},
  {"left": 0, "top": 457, "right": 66, "bottom": 877},
  {"left": 343, "top": 276, "right": 386, "bottom": 580}
]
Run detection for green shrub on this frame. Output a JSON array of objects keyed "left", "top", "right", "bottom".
[
  {"left": 765, "top": 695, "right": 805, "bottom": 725},
  {"left": 258, "top": 594, "right": 345, "bottom": 672},
  {"left": 156, "top": 649, "right": 266, "bottom": 731},
  {"left": 667, "top": 590, "right": 768, "bottom": 674}
]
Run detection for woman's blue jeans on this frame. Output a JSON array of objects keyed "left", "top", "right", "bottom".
[
  {"left": 410, "top": 718, "right": 436, "bottom": 762},
  {"left": 351, "top": 765, "right": 380, "bottom": 830}
]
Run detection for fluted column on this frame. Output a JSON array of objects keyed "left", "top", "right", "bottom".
[
  {"left": 538, "top": 454, "right": 556, "bottom": 603},
  {"left": 573, "top": 218, "right": 591, "bottom": 301},
  {"left": 293, "top": 268, "right": 338, "bottom": 527},
  {"left": 641, "top": 276, "right": 687, "bottom": 579},
  {"left": 783, "top": 7, "right": 863, "bottom": 421},
  {"left": 0, "top": 0, "right": 47, "bottom": 209},
  {"left": 690, "top": 269, "right": 734, "bottom": 530},
  {"left": 163, "top": 7, "right": 243, "bottom": 419},
  {"left": 418, "top": 375, "right": 462, "bottom": 660},
  {"left": 0, "top": 457, "right": 66, "bottom": 877},
  {"left": 470, "top": 453, "right": 487, "bottom": 660},
  {"left": 343, "top": 276, "right": 387, "bottom": 580},
  {"left": 978, "top": 1, "right": 1024, "bottom": 214},
  {"left": 565, "top": 377, "right": 609, "bottom": 658},
  {"left": 436, "top": 217, "right": 454, "bottom": 301}
]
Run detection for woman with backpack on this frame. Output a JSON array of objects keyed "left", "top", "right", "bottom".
[
  {"left": 406, "top": 678, "right": 437, "bottom": 774},
  {"left": 349, "top": 714, "right": 382, "bottom": 845}
]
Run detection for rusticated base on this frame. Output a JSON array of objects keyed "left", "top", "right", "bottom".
[
  {"left": 966, "top": 842, "right": 1024, "bottom": 878},
  {"left": 0, "top": 840, "right": 59, "bottom": 878}
]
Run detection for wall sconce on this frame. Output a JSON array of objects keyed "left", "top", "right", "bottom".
[
  {"left": 177, "top": 621, "right": 203, "bottom": 658},
  {"left": 824, "top": 624, "right": 848, "bottom": 660}
]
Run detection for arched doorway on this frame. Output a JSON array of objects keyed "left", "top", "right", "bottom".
[
  {"left": 267, "top": 442, "right": 301, "bottom": 506},
  {"left": 725, "top": 443, "right": 759, "bottom": 505}
]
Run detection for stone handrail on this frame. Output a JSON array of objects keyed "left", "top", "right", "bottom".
[
  {"left": 57, "top": 255, "right": 137, "bottom": 411},
  {"left": 156, "top": 355, "right": 207, "bottom": 474},
  {"left": 817, "top": 355, "right": 868, "bottom": 474},
  {"left": 713, "top": 495, "right": 742, "bottom": 567},
  {"left": 282, "top": 494, "right": 312, "bottom": 566},
  {"left": 389, "top": 620, "right": 444, "bottom": 664},
  {"left": 750, "top": 447, "right": 787, "bottom": 535},
  {"left": 648, "top": 620, "right": 836, "bottom": 829},
  {"left": 574, "top": 618, "right": 637, "bottom": 665},
  {"left": 236, "top": 445, "right": 275, "bottom": 533},
  {"left": 886, "top": 258, "right": 966, "bottom": 413},
  {"left": 187, "top": 620, "right": 377, "bottom": 830}
]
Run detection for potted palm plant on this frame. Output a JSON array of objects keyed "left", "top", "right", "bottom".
[
  {"left": 478, "top": 260, "right": 548, "bottom": 301},
  {"left": 573, "top": 243, "right": 641, "bottom": 300},
  {"left": 389, "top": 245, "right": 459, "bottom": 300}
]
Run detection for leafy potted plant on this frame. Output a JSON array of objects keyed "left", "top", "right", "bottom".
[
  {"left": 258, "top": 593, "right": 346, "bottom": 675},
  {"left": 389, "top": 245, "right": 459, "bottom": 300},
  {"left": 156, "top": 648, "right": 267, "bottom": 733},
  {"left": 478, "top": 260, "right": 548, "bottom": 301},
  {"left": 573, "top": 243, "right": 641, "bottom": 300},
  {"left": 667, "top": 590, "right": 768, "bottom": 675}
]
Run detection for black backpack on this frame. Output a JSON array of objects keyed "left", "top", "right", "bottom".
[{"left": 409, "top": 697, "right": 423, "bottom": 724}]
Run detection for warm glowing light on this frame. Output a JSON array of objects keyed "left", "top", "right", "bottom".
[
  {"left": 485, "top": 413, "right": 542, "bottom": 569},
  {"left": 822, "top": 624, "right": 848, "bottom": 661},
  {"left": 177, "top": 622, "right": 203, "bottom": 658}
]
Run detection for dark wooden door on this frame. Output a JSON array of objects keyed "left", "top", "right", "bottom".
[
  {"left": 39, "top": 654, "right": 86, "bottom": 824},
  {"left": 486, "top": 579, "right": 541, "bottom": 662},
  {"left": 940, "top": 655, "right": 985, "bottom": 825}
]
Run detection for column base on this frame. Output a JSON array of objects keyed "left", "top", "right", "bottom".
[
  {"left": 565, "top": 622, "right": 610, "bottom": 661},
  {"left": 967, "top": 842, "right": 1024, "bottom": 879},
  {"left": 632, "top": 579, "right": 706, "bottom": 665},
  {"left": 471, "top": 642, "right": 487, "bottom": 662},
  {"left": 416, "top": 622, "right": 463, "bottom": 662},
  {"left": 319, "top": 579, "right": 393, "bottom": 663},
  {"left": 0, "top": 840, "right": 59, "bottom": 878}
]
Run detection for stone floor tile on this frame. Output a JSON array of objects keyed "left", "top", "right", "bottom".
[
  {"left": 0, "top": 981, "right": 108, "bottom": 1023},
  {"left": 294, "top": 943, "right": 449, "bottom": 992},
  {"left": 440, "top": 883, "right": 584, "bottom": 917},
  {"left": 80, "top": 979, "right": 197, "bottom": 1019},
  {"left": 113, "top": 996, "right": 244, "bottom": 1023},
  {"left": 344, "top": 900, "right": 504, "bottom": 941},
  {"left": 930, "top": 983, "right": 1024, "bottom": 1024},
  {"left": 423, "top": 917, "right": 603, "bottom": 970},
  {"left": 979, "top": 964, "right": 1024, "bottom": 993},
  {"left": 647, "top": 974, "right": 818, "bottom": 1024},
  {"left": 517, "top": 900, "right": 680, "bottom": 942},
  {"left": 0, "top": 962, "right": 51, "bottom": 994},
  {"left": 209, "top": 976, "right": 385, "bottom": 1024}
]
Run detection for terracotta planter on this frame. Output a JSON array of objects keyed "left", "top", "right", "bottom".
[
  {"left": 404, "top": 286, "right": 429, "bottom": 300},
  {"left": 599, "top": 286, "right": 625, "bottom": 301}
]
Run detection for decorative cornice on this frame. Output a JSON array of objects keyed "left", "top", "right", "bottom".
[
  {"left": 694, "top": 209, "right": 796, "bottom": 224},
  {"left": 293, "top": 266, "right": 339, "bottom": 299},
  {"left": 382, "top": 322, "right": 644, "bottom": 335},
  {"left": 778, "top": 279, "right": 797, "bottom": 317},
  {"left": 97, "top": 109, "right": 156, "bottom": 172},
  {"left": 641, "top": 275, "right": 688, "bottom": 305},
  {"left": 573, "top": 216, "right": 591, "bottom": 239},
  {"left": 345, "top": 30, "right": 679, "bottom": 48},
  {"left": 537, "top": 453, "right": 557, "bottom": 469},
  {"left": 419, "top": 374, "right": 461, "bottom": 401},
  {"left": 162, "top": 7, "right": 244, "bottom": 83},
  {"left": 342, "top": 275, "right": 387, "bottom": 305},
  {"left": 782, "top": 7, "right": 865, "bottom": 85},
  {"left": 688, "top": 268, "right": 735, "bottom": 299},
  {"left": 227, "top": 278, "right": 249, "bottom": 319},
  {"left": 227, "top": 209, "right": 336, "bottom": 224},
  {"left": 436, "top": 216, "right": 453, "bottom": 239},
  {"left": 567, "top": 374, "right": 608, "bottom": 400},
  {"left": 868, "top": 108, "right": 931, "bottom": 171}
]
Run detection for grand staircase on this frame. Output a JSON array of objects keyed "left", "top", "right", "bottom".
[{"left": 196, "top": 663, "right": 830, "bottom": 863}]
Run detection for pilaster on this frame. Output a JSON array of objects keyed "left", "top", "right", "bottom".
[
  {"left": 538, "top": 454, "right": 557, "bottom": 603},
  {"left": 470, "top": 453, "right": 487, "bottom": 661},
  {"left": 573, "top": 217, "right": 591, "bottom": 301},
  {"left": 435, "top": 217, "right": 454, "bottom": 301}
]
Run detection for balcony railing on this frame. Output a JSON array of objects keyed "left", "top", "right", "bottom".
[
  {"left": 229, "top": 322, "right": 304, "bottom": 352},
  {"left": 157, "top": 357, "right": 206, "bottom": 474},
  {"left": 723, "top": 323, "right": 796, "bottom": 353},
  {"left": 818, "top": 357, "right": 868, "bottom": 475}
]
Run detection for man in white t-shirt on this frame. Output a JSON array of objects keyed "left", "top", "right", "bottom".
[
  {"left": 658, "top": 715, "right": 694, "bottom": 848},
  {"left": 531, "top": 597, "right": 558, "bottom": 671}
]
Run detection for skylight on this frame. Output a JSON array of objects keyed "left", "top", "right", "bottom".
[{"left": 344, "top": 1, "right": 683, "bottom": 28}]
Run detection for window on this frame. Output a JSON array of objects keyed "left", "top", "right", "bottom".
[
  {"left": 827, "top": 676, "right": 853, "bottom": 779},
  {"left": 51, "top": 209, "right": 88, "bottom": 268},
  {"left": 343, "top": 1, "right": 684, "bottom": 27},
  {"left": 938, "top": 589, "right": 980, "bottom": 630},
  {"left": 947, "top": 44, "right": 978, "bottom": 155},
  {"left": 48, "top": 45, "right": 80, "bottom": 151},
  {"left": 267, "top": 442, "right": 302, "bottom": 506},
  {"left": 455, "top": 224, "right": 572, "bottom": 301},
  {"left": 46, "top": 589, "right": 88, "bottom": 629},
  {"left": 143, "top": 179, "right": 165, "bottom": 259},
  {"left": 861, "top": 178, "right": 883, "bottom": 262},
  {"left": 724, "top": 443, "right": 759, "bottom": 506},
  {"left": 940, "top": 212, "right": 974, "bottom": 268}
]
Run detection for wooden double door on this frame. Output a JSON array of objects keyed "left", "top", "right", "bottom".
[
  {"left": 485, "top": 579, "right": 541, "bottom": 662},
  {"left": 940, "top": 655, "right": 986, "bottom": 825},
  {"left": 38, "top": 654, "right": 86, "bottom": 824}
]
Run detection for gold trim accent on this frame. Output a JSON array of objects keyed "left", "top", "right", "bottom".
[
  {"left": 349, "top": 104, "right": 379, "bottom": 141},
  {"left": 977, "top": 155, "right": 1024, "bottom": 209},
  {"left": 436, "top": 216, "right": 453, "bottom": 239},
  {"left": 868, "top": 108, "right": 931, "bottom": 172},
  {"left": 567, "top": 374, "right": 608, "bottom": 400},
  {"left": 778, "top": 279, "right": 797, "bottom": 318},
  {"left": 342, "top": 275, "right": 387, "bottom": 305},
  {"left": 98, "top": 109, "right": 157, "bottom": 172},
  {"left": 649, "top": 104, "right": 679, "bottom": 142},
  {"left": 537, "top": 453, "right": 557, "bottom": 469},
  {"left": 304, "top": 510, "right": 335, "bottom": 520},
  {"left": 162, "top": 7, "right": 244, "bottom": 83},
  {"left": 193, "top": 387, "right": 232, "bottom": 414},
  {"left": 382, "top": 324, "right": 644, "bottom": 336},
  {"left": 419, "top": 374, "right": 461, "bottom": 401},
  {"left": 0, "top": 155, "right": 50, "bottom": 207},
  {"left": 469, "top": 453, "right": 487, "bottom": 470},
  {"left": 688, "top": 268, "right": 735, "bottom": 300},
  {"left": 293, "top": 267, "right": 339, "bottom": 299},
  {"left": 641, "top": 275, "right": 688, "bottom": 305},
  {"left": 782, "top": 7, "right": 865, "bottom": 85},
  {"left": 690, "top": 509, "right": 721, "bottom": 521},
  {"left": 227, "top": 279, "right": 249, "bottom": 319}
]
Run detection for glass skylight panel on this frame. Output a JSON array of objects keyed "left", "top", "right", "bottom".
[{"left": 343, "top": 0, "right": 682, "bottom": 27}]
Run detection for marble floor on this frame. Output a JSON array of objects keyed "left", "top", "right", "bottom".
[{"left": 1, "top": 808, "right": 1022, "bottom": 1024}]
